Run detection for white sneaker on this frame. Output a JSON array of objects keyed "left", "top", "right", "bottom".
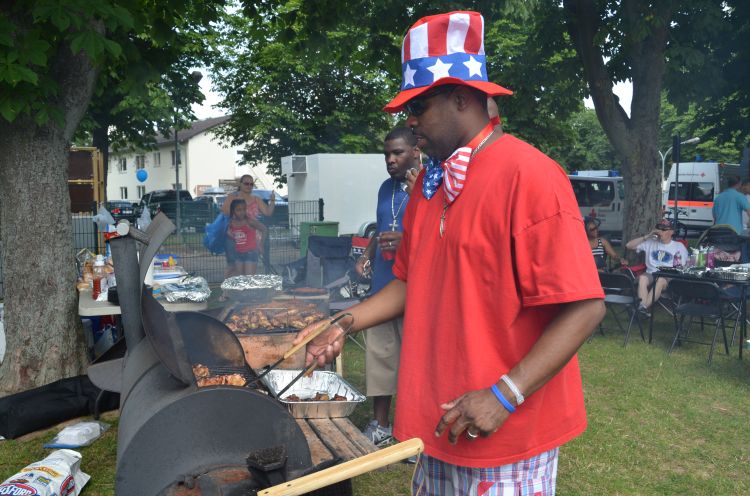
[{"left": 362, "top": 420, "right": 393, "bottom": 446}]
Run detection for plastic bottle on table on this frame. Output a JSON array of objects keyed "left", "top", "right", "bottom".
[
  {"left": 696, "top": 248, "right": 705, "bottom": 268},
  {"left": 92, "top": 255, "right": 107, "bottom": 300},
  {"left": 673, "top": 251, "right": 682, "bottom": 268}
]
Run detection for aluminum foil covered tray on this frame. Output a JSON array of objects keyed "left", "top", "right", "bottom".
[
  {"left": 221, "top": 274, "right": 283, "bottom": 291},
  {"left": 706, "top": 266, "right": 750, "bottom": 281},
  {"left": 262, "top": 370, "right": 365, "bottom": 418},
  {"left": 221, "top": 275, "right": 283, "bottom": 302}
]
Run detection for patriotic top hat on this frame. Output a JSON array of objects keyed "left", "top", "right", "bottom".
[{"left": 384, "top": 11, "right": 513, "bottom": 113}]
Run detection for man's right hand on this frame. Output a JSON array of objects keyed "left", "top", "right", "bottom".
[
  {"left": 292, "top": 318, "right": 349, "bottom": 368},
  {"left": 405, "top": 167, "right": 421, "bottom": 195}
]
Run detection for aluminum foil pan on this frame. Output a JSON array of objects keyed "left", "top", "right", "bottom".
[
  {"left": 221, "top": 275, "right": 283, "bottom": 291},
  {"left": 262, "top": 370, "right": 365, "bottom": 418},
  {"left": 160, "top": 276, "right": 211, "bottom": 303}
]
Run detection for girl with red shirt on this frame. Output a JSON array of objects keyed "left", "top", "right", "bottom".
[{"left": 226, "top": 199, "right": 266, "bottom": 277}]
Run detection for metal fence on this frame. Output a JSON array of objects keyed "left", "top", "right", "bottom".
[{"left": 0, "top": 200, "right": 323, "bottom": 298}]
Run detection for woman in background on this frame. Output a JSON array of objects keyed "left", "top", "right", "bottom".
[
  {"left": 586, "top": 218, "right": 624, "bottom": 271},
  {"left": 222, "top": 174, "right": 275, "bottom": 222}
]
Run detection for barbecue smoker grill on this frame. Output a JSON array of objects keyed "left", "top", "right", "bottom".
[{"left": 88, "top": 214, "right": 351, "bottom": 496}]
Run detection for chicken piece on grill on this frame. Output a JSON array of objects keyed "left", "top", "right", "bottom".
[
  {"left": 196, "top": 373, "right": 247, "bottom": 387},
  {"left": 303, "top": 314, "right": 320, "bottom": 324},
  {"left": 192, "top": 363, "right": 210, "bottom": 379}
]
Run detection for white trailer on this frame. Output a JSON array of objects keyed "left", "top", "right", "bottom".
[{"left": 281, "top": 153, "right": 386, "bottom": 236}]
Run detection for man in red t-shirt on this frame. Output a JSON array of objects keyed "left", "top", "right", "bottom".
[{"left": 295, "top": 11, "right": 605, "bottom": 495}]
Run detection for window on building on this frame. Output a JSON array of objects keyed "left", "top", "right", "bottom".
[
  {"left": 135, "top": 154, "right": 145, "bottom": 169},
  {"left": 119, "top": 157, "right": 127, "bottom": 172},
  {"left": 153, "top": 152, "right": 161, "bottom": 167},
  {"left": 137, "top": 185, "right": 146, "bottom": 197},
  {"left": 120, "top": 187, "right": 128, "bottom": 199},
  {"left": 171, "top": 149, "right": 180, "bottom": 167}
]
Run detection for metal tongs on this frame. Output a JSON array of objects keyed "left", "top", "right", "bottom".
[
  {"left": 274, "top": 313, "right": 354, "bottom": 398},
  {"left": 251, "top": 313, "right": 353, "bottom": 389}
]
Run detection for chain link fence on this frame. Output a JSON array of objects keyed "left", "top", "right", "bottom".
[{"left": 0, "top": 200, "right": 323, "bottom": 298}]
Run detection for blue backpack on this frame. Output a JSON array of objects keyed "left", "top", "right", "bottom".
[{"left": 203, "top": 213, "right": 229, "bottom": 254}]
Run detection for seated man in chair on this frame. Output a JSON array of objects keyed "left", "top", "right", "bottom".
[{"left": 625, "top": 219, "right": 689, "bottom": 316}]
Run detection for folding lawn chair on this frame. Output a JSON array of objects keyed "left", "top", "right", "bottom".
[
  {"left": 596, "top": 272, "right": 645, "bottom": 346},
  {"left": 668, "top": 279, "right": 730, "bottom": 365}
]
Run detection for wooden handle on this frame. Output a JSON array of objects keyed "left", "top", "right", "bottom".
[
  {"left": 281, "top": 321, "right": 331, "bottom": 360},
  {"left": 282, "top": 313, "right": 349, "bottom": 360},
  {"left": 257, "top": 438, "right": 423, "bottom": 496}
]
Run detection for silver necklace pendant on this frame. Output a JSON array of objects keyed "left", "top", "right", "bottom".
[
  {"left": 439, "top": 202, "right": 448, "bottom": 238},
  {"left": 391, "top": 179, "right": 407, "bottom": 231}
]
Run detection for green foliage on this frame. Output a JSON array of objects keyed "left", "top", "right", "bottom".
[
  {"left": 73, "top": 1, "right": 224, "bottom": 156},
  {"left": 659, "top": 94, "right": 742, "bottom": 166},
  {"left": 0, "top": 0, "right": 222, "bottom": 141},
  {"left": 485, "top": 9, "right": 587, "bottom": 160},
  {"left": 0, "top": 1, "right": 132, "bottom": 125},
  {"left": 665, "top": 1, "right": 750, "bottom": 146},
  {"left": 553, "top": 108, "right": 619, "bottom": 171},
  {"left": 212, "top": 1, "right": 586, "bottom": 183}
]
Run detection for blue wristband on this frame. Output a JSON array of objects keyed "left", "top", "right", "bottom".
[{"left": 491, "top": 384, "right": 516, "bottom": 413}]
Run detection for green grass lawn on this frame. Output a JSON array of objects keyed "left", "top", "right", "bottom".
[{"left": 1, "top": 313, "right": 749, "bottom": 495}]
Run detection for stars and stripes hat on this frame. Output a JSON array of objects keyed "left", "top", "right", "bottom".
[{"left": 383, "top": 11, "right": 513, "bottom": 113}]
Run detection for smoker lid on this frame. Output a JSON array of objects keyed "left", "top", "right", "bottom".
[
  {"left": 141, "top": 288, "right": 194, "bottom": 385},
  {"left": 141, "top": 287, "right": 256, "bottom": 386},
  {"left": 176, "top": 311, "right": 248, "bottom": 368}
]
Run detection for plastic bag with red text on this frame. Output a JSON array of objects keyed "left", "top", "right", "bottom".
[{"left": 0, "top": 449, "right": 90, "bottom": 496}]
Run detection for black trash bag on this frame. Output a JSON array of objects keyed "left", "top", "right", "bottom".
[{"left": 0, "top": 375, "right": 119, "bottom": 439}]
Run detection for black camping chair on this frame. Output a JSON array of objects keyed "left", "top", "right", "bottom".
[
  {"left": 667, "top": 280, "right": 729, "bottom": 365},
  {"left": 596, "top": 272, "right": 645, "bottom": 346},
  {"left": 306, "top": 235, "right": 368, "bottom": 352},
  {"left": 306, "top": 235, "right": 352, "bottom": 288}
]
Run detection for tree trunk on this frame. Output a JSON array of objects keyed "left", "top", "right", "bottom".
[
  {"left": 620, "top": 130, "right": 663, "bottom": 246},
  {"left": 0, "top": 28, "right": 100, "bottom": 395},
  {"left": 564, "top": 0, "right": 672, "bottom": 252}
]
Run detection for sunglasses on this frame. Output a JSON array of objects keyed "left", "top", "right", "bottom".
[
  {"left": 655, "top": 226, "right": 672, "bottom": 231},
  {"left": 404, "top": 86, "right": 455, "bottom": 116},
  {"left": 241, "top": 181, "right": 254, "bottom": 186}
]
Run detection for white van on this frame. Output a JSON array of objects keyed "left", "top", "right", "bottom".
[
  {"left": 662, "top": 162, "right": 742, "bottom": 231},
  {"left": 568, "top": 173, "right": 624, "bottom": 233}
]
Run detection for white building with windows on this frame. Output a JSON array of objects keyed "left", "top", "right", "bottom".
[{"left": 107, "top": 116, "right": 283, "bottom": 202}]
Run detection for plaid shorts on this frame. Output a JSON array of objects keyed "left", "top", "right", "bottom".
[{"left": 412, "top": 448, "right": 559, "bottom": 496}]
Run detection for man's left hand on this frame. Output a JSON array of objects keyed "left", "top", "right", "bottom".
[
  {"left": 378, "top": 231, "right": 403, "bottom": 252},
  {"left": 434, "top": 389, "right": 509, "bottom": 444}
]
